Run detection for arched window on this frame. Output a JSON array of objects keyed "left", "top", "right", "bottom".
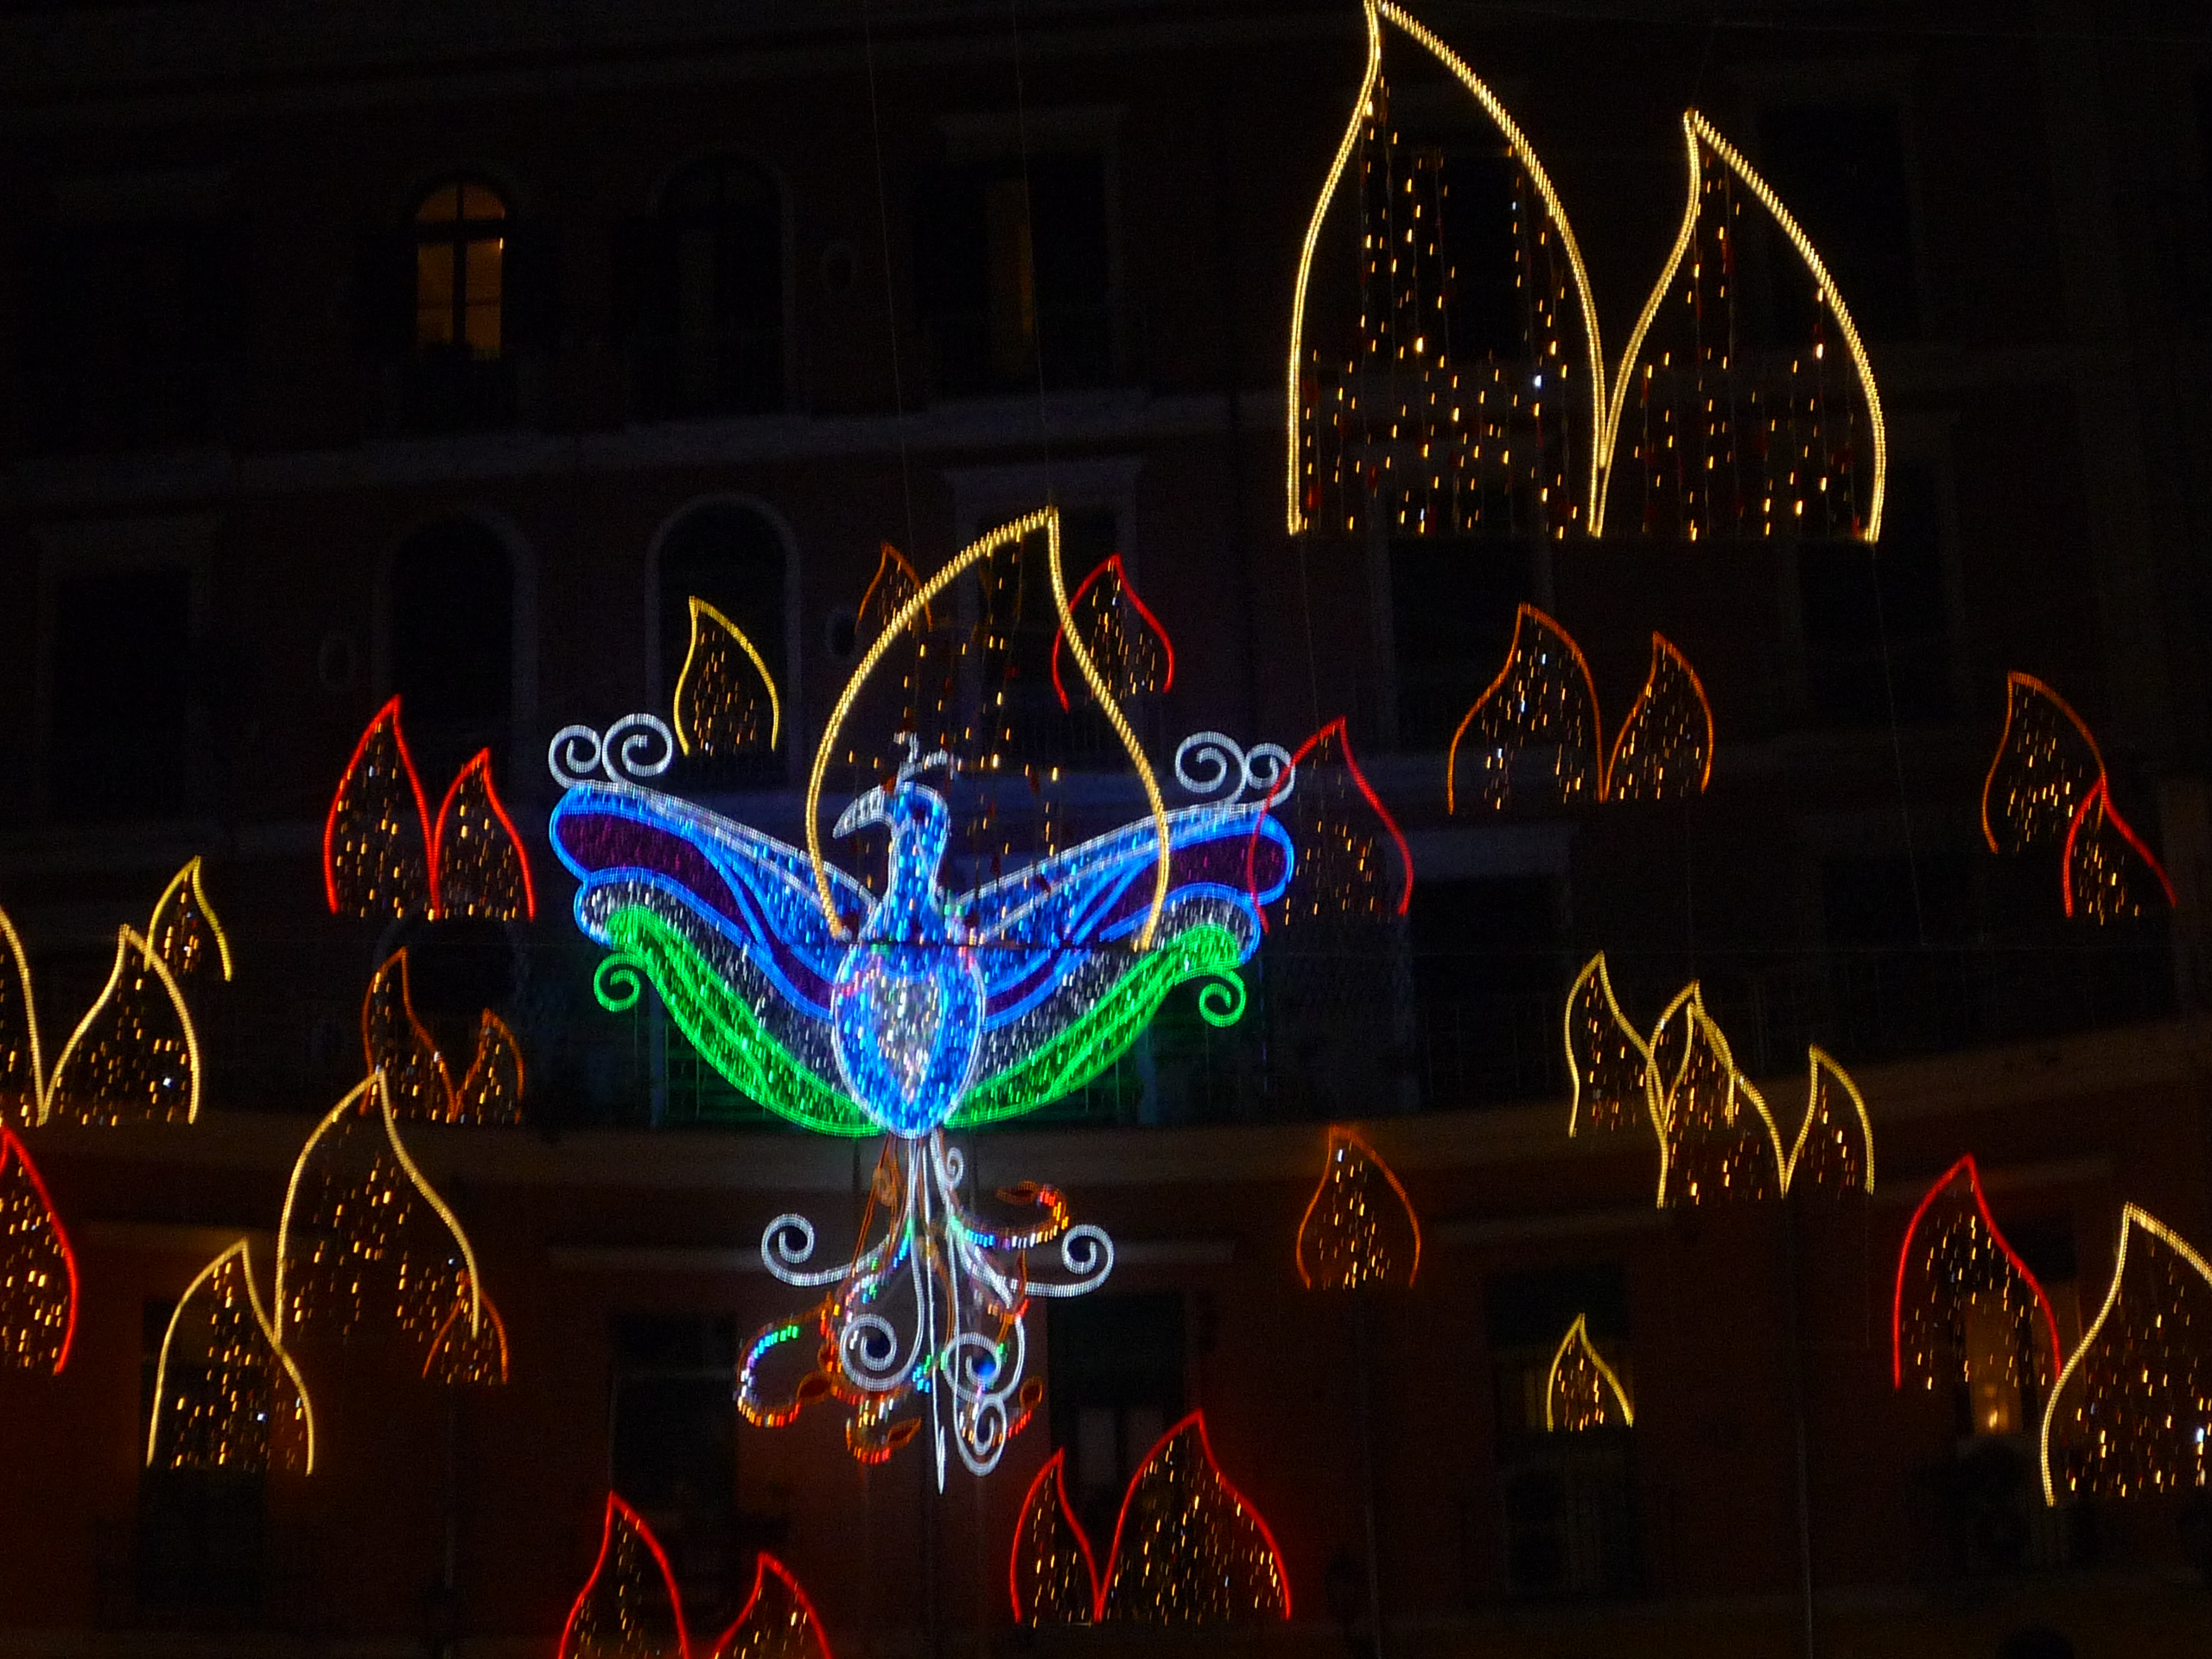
[
  {"left": 658, "top": 501, "right": 786, "bottom": 781},
  {"left": 388, "top": 517, "right": 513, "bottom": 778},
  {"left": 414, "top": 181, "right": 506, "bottom": 359},
  {"left": 354, "top": 177, "right": 558, "bottom": 433},
  {"left": 623, "top": 158, "right": 783, "bottom": 417}
]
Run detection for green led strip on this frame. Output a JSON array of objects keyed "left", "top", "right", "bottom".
[
  {"left": 601, "top": 906, "right": 874, "bottom": 1136},
  {"left": 951, "top": 924, "right": 1246, "bottom": 1128},
  {"left": 600, "top": 906, "right": 1248, "bottom": 1135}
]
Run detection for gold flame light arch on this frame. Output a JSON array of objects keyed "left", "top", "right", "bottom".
[
  {"left": 804, "top": 506, "right": 1171, "bottom": 949},
  {"left": 1285, "top": 0, "right": 1607, "bottom": 536}
]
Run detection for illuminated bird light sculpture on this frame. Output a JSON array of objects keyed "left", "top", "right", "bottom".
[{"left": 549, "top": 509, "right": 1296, "bottom": 1482}]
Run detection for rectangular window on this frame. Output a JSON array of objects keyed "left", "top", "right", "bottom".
[
  {"left": 48, "top": 564, "right": 192, "bottom": 821},
  {"left": 1410, "top": 877, "right": 1567, "bottom": 1109},
  {"left": 1757, "top": 100, "right": 1920, "bottom": 341},
  {"left": 1483, "top": 1266, "right": 1637, "bottom": 1600},
  {"left": 1797, "top": 463, "right": 1951, "bottom": 728},
  {"left": 1389, "top": 540, "right": 1530, "bottom": 748},
  {"left": 1047, "top": 1292, "right": 1185, "bottom": 1551},
  {"left": 137, "top": 1298, "right": 266, "bottom": 1616},
  {"left": 610, "top": 1314, "right": 743, "bottom": 1627},
  {"left": 916, "top": 156, "right": 1114, "bottom": 397},
  {"left": 16, "top": 217, "right": 239, "bottom": 454}
]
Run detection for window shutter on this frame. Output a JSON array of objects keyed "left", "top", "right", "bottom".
[
  {"left": 349, "top": 227, "right": 416, "bottom": 359},
  {"left": 502, "top": 220, "right": 564, "bottom": 353}
]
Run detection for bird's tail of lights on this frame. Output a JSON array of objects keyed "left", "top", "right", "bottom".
[{"left": 740, "top": 1133, "right": 1111, "bottom": 1484}]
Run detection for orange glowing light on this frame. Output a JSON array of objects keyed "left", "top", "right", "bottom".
[
  {"left": 1605, "top": 633, "right": 1713, "bottom": 802},
  {"left": 425, "top": 1288, "right": 510, "bottom": 1386},
  {"left": 361, "top": 950, "right": 523, "bottom": 1126},
  {"left": 1447, "top": 606, "right": 1602, "bottom": 813},
  {"left": 1981, "top": 672, "right": 2103, "bottom": 855},
  {"left": 1980, "top": 672, "right": 2173, "bottom": 921},
  {"left": 1295, "top": 1125, "right": 1420, "bottom": 1289}
]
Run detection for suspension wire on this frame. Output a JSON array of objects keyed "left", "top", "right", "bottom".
[{"left": 861, "top": 0, "right": 922, "bottom": 564}]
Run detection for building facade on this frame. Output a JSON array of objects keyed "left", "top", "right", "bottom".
[{"left": 2, "top": 1, "right": 2210, "bottom": 1653}]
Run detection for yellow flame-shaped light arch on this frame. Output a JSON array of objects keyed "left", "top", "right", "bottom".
[
  {"left": 1285, "top": 0, "right": 1608, "bottom": 535},
  {"left": 804, "top": 506, "right": 1172, "bottom": 950}
]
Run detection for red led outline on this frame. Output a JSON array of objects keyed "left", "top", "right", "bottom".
[
  {"left": 422, "top": 1293, "right": 509, "bottom": 1383},
  {"left": 1008, "top": 1447, "right": 1099, "bottom": 1624},
  {"left": 1096, "top": 1410, "right": 1292, "bottom": 1622},
  {"left": 558, "top": 1493, "right": 690, "bottom": 1659},
  {"left": 323, "top": 696, "right": 432, "bottom": 916},
  {"left": 2060, "top": 778, "right": 2177, "bottom": 919},
  {"left": 0, "top": 1127, "right": 78, "bottom": 1373},
  {"left": 1294, "top": 1125, "right": 1422, "bottom": 1289},
  {"left": 704, "top": 1552, "right": 834, "bottom": 1659},
  {"left": 429, "top": 749, "right": 538, "bottom": 920},
  {"left": 1245, "top": 718, "right": 1414, "bottom": 933},
  {"left": 1890, "top": 1153, "right": 2065, "bottom": 1391},
  {"left": 1049, "top": 554, "right": 1177, "bottom": 712}
]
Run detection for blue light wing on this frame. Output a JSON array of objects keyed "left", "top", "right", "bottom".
[
  {"left": 550, "top": 781, "right": 874, "bottom": 1021},
  {"left": 962, "top": 800, "right": 1294, "bottom": 1028}
]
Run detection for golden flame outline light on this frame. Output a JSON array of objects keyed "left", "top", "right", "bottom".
[
  {"left": 1782, "top": 1046, "right": 1875, "bottom": 1195},
  {"left": 805, "top": 505, "right": 1170, "bottom": 949},
  {"left": 272, "top": 1071, "right": 485, "bottom": 1349},
  {"left": 1544, "top": 1313, "right": 1635, "bottom": 1430},
  {"left": 1562, "top": 951, "right": 1659, "bottom": 1139},
  {"left": 2039, "top": 1204, "right": 2212, "bottom": 1505},
  {"left": 147, "top": 856, "right": 233, "bottom": 983},
  {"left": 0, "top": 908, "right": 45, "bottom": 1128},
  {"left": 674, "top": 594, "right": 784, "bottom": 756},
  {"left": 145, "top": 1236, "right": 315, "bottom": 1475},
  {"left": 1286, "top": 0, "right": 1607, "bottom": 534},
  {"left": 1596, "top": 111, "right": 1886, "bottom": 540},
  {"left": 42, "top": 925, "right": 200, "bottom": 1126}
]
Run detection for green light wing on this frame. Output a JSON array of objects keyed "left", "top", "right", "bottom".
[
  {"left": 600, "top": 905, "right": 874, "bottom": 1136},
  {"left": 950, "top": 922, "right": 1247, "bottom": 1129}
]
